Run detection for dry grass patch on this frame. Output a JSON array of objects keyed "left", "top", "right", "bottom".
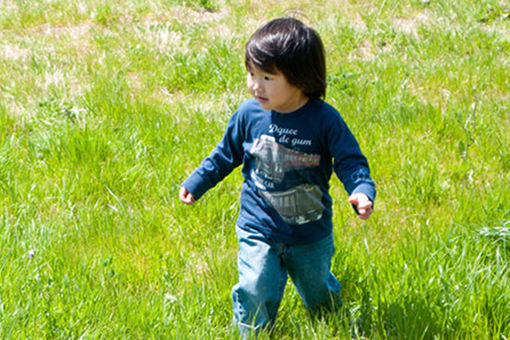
[
  {"left": 35, "top": 21, "right": 98, "bottom": 56},
  {"left": 0, "top": 21, "right": 99, "bottom": 113},
  {"left": 349, "top": 38, "right": 392, "bottom": 61},
  {"left": 482, "top": 22, "right": 510, "bottom": 42},
  {"left": 0, "top": 0, "right": 18, "bottom": 16},
  {"left": 168, "top": 4, "right": 230, "bottom": 26},
  {"left": 155, "top": 89, "right": 244, "bottom": 120},
  {"left": 206, "top": 22, "right": 238, "bottom": 41},
  {"left": 392, "top": 10, "right": 433, "bottom": 37},
  {"left": 0, "top": 96, "right": 29, "bottom": 117},
  {"left": 349, "top": 12, "right": 368, "bottom": 32},
  {"left": 0, "top": 43, "right": 30, "bottom": 61},
  {"left": 37, "top": 21, "right": 95, "bottom": 38},
  {"left": 131, "top": 20, "right": 189, "bottom": 54},
  {"left": 127, "top": 4, "right": 231, "bottom": 55},
  {"left": 350, "top": 39, "right": 376, "bottom": 61}
]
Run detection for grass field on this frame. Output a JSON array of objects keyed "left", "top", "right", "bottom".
[{"left": 0, "top": 0, "right": 509, "bottom": 338}]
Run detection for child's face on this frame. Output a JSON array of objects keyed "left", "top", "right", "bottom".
[{"left": 246, "top": 63, "right": 307, "bottom": 113}]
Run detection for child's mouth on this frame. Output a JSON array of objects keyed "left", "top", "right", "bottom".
[{"left": 256, "top": 96, "right": 268, "bottom": 103}]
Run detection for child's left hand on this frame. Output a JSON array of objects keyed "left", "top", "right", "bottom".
[{"left": 348, "top": 193, "right": 373, "bottom": 220}]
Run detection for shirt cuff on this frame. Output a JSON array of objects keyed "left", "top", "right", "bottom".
[
  {"left": 351, "top": 182, "right": 376, "bottom": 204},
  {"left": 181, "top": 172, "right": 209, "bottom": 201}
]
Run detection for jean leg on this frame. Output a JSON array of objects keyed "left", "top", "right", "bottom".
[
  {"left": 284, "top": 233, "right": 342, "bottom": 314},
  {"left": 232, "top": 226, "right": 287, "bottom": 336}
]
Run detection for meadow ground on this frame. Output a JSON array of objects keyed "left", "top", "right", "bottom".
[{"left": 0, "top": 0, "right": 509, "bottom": 338}]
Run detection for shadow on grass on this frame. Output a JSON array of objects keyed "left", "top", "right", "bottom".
[
  {"left": 335, "top": 264, "right": 457, "bottom": 339},
  {"left": 377, "top": 294, "right": 453, "bottom": 340},
  {"left": 340, "top": 291, "right": 456, "bottom": 339}
]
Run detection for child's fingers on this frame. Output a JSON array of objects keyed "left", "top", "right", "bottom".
[
  {"left": 179, "top": 187, "right": 196, "bottom": 204},
  {"left": 348, "top": 193, "right": 373, "bottom": 219},
  {"left": 358, "top": 199, "right": 373, "bottom": 210},
  {"left": 348, "top": 195, "right": 358, "bottom": 205},
  {"left": 179, "top": 187, "right": 187, "bottom": 201},
  {"left": 358, "top": 211, "right": 371, "bottom": 219},
  {"left": 358, "top": 206, "right": 372, "bottom": 218},
  {"left": 348, "top": 193, "right": 371, "bottom": 206},
  {"left": 182, "top": 194, "right": 195, "bottom": 204}
]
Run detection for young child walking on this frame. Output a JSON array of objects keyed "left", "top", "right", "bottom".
[{"left": 179, "top": 17, "right": 376, "bottom": 336}]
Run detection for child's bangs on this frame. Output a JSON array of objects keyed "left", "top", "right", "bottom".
[{"left": 245, "top": 45, "right": 278, "bottom": 74}]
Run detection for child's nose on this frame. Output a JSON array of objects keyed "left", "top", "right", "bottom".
[{"left": 252, "top": 79, "right": 262, "bottom": 91}]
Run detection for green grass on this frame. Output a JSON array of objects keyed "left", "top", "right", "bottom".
[{"left": 0, "top": 0, "right": 509, "bottom": 338}]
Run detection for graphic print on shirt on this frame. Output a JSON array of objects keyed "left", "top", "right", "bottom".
[{"left": 250, "top": 134, "right": 324, "bottom": 225}]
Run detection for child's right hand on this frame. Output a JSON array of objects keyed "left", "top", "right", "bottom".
[{"left": 179, "top": 187, "right": 196, "bottom": 205}]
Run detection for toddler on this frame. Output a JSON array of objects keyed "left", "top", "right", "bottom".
[{"left": 179, "top": 17, "right": 376, "bottom": 336}]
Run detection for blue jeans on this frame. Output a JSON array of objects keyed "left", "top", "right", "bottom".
[{"left": 232, "top": 226, "right": 342, "bottom": 336}]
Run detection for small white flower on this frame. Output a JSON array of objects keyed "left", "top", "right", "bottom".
[
  {"left": 28, "top": 249, "right": 36, "bottom": 258},
  {"left": 164, "top": 294, "right": 178, "bottom": 303}
]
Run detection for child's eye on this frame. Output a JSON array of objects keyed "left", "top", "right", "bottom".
[{"left": 264, "top": 76, "right": 272, "bottom": 81}]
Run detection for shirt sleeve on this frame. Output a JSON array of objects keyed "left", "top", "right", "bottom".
[
  {"left": 181, "top": 110, "right": 245, "bottom": 200},
  {"left": 326, "top": 112, "right": 376, "bottom": 204}
]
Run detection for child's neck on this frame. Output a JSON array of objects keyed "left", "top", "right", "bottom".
[{"left": 276, "top": 94, "right": 309, "bottom": 114}]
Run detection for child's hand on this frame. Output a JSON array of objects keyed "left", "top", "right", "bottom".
[
  {"left": 348, "top": 193, "right": 373, "bottom": 220},
  {"left": 179, "top": 187, "right": 196, "bottom": 205}
]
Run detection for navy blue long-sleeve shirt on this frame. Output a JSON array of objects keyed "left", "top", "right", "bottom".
[{"left": 182, "top": 98, "right": 375, "bottom": 245}]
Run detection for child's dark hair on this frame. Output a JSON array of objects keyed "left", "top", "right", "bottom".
[{"left": 245, "top": 17, "right": 327, "bottom": 99}]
